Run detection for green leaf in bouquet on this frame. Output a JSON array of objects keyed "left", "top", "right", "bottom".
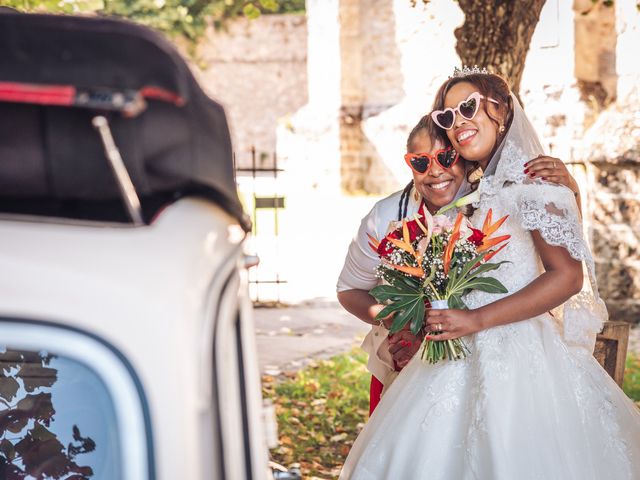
[
  {"left": 397, "top": 272, "right": 422, "bottom": 290},
  {"left": 459, "top": 252, "right": 490, "bottom": 280},
  {"left": 389, "top": 298, "right": 425, "bottom": 335},
  {"left": 370, "top": 285, "right": 399, "bottom": 302},
  {"left": 467, "top": 260, "right": 511, "bottom": 279},
  {"left": 380, "top": 268, "right": 421, "bottom": 292},
  {"left": 374, "top": 295, "right": 421, "bottom": 321},
  {"left": 370, "top": 284, "right": 419, "bottom": 303},
  {"left": 448, "top": 260, "right": 510, "bottom": 297},
  {"left": 447, "top": 295, "right": 467, "bottom": 310},
  {"left": 454, "top": 254, "right": 507, "bottom": 288},
  {"left": 446, "top": 256, "right": 461, "bottom": 286},
  {"left": 409, "top": 305, "right": 425, "bottom": 334},
  {"left": 462, "top": 277, "right": 509, "bottom": 294}
]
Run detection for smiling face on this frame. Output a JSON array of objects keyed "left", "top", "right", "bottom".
[
  {"left": 408, "top": 131, "right": 465, "bottom": 213},
  {"left": 443, "top": 81, "right": 503, "bottom": 168}
]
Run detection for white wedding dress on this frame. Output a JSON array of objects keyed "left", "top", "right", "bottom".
[{"left": 340, "top": 99, "right": 640, "bottom": 480}]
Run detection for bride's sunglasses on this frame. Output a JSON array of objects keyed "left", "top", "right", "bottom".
[
  {"left": 431, "top": 91, "right": 499, "bottom": 130},
  {"left": 404, "top": 147, "right": 460, "bottom": 174}
]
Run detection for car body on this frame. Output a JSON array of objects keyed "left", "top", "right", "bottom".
[
  {"left": 0, "top": 12, "right": 276, "bottom": 480},
  {"left": 0, "top": 200, "right": 268, "bottom": 480}
]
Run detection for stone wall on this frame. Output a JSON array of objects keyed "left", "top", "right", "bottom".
[
  {"left": 580, "top": 91, "right": 640, "bottom": 324},
  {"left": 217, "top": 0, "right": 640, "bottom": 307},
  {"left": 338, "top": 0, "right": 464, "bottom": 194},
  {"left": 330, "top": 0, "right": 621, "bottom": 194},
  {"left": 574, "top": 1, "right": 640, "bottom": 324},
  {"left": 574, "top": 0, "right": 617, "bottom": 108},
  {"left": 196, "top": 14, "right": 308, "bottom": 167}
]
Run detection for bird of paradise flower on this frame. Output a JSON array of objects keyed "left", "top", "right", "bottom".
[{"left": 367, "top": 209, "right": 512, "bottom": 363}]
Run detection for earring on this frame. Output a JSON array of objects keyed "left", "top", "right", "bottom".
[
  {"left": 412, "top": 187, "right": 421, "bottom": 203},
  {"left": 499, "top": 124, "right": 506, "bottom": 134}
]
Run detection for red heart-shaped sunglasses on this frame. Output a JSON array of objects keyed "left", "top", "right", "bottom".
[{"left": 404, "top": 146, "right": 460, "bottom": 174}]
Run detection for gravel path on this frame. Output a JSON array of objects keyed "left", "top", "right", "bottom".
[{"left": 253, "top": 301, "right": 368, "bottom": 376}]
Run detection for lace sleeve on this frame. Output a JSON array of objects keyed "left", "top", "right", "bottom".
[
  {"left": 515, "top": 183, "right": 587, "bottom": 261},
  {"left": 508, "top": 182, "right": 607, "bottom": 353}
]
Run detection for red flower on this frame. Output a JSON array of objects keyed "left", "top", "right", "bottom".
[
  {"left": 467, "top": 227, "right": 485, "bottom": 246},
  {"left": 405, "top": 219, "right": 423, "bottom": 242},
  {"left": 387, "top": 228, "right": 401, "bottom": 239},
  {"left": 377, "top": 216, "right": 426, "bottom": 256},
  {"left": 377, "top": 237, "right": 394, "bottom": 256}
]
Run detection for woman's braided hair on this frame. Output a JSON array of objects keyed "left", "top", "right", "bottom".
[
  {"left": 431, "top": 73, "right": 514, "bottom": 217},
  {"left": 398, "top": 115, "right": 449, "bottom": 220}
]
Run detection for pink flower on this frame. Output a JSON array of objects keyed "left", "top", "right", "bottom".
[{"left": 432, "top": 215, "right": 453, "bottom": 234}]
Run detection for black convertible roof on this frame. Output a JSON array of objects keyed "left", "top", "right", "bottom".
[{"left": 0, "top": 11, "right": 249, "bottom": 229}]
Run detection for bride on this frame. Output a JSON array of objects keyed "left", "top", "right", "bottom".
[{"left": 339, "top": 71, "right": 640, "bottom": 479}]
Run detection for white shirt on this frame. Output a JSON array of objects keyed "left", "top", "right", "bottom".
[{"left": 337, "top": 189, "right": 422, "bottom": 387}]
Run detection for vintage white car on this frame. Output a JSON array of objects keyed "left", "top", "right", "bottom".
[{"left": 0, "top": 11, "right": 295, "bottom": 480}]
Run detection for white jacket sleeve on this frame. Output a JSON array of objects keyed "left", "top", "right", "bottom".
[
  {"left": 336, "top": 205, "right": 382, "bottom": 293},
  {"left": 336, "top": 193, "right": 406, "bottom": 386}
]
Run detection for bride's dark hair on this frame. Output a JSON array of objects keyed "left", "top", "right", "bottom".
[
  {"left": 397, "top": 114, "right": 449, "bottom": 220},
  {"left": 431, "top": 73, "right": 514, "bottom": 216}
]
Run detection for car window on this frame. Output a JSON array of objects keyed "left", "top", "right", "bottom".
[
  {"left": 0, "top": 320, "right": 153, "bottom": 480},
  {"left": 0, "top": 347, "right": 121, "bottom": 479}
]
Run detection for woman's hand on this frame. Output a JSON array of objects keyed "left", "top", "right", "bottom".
[
  {"left": 388, "top": 330, "right": 422, "bottom": 369},
  {"left": 524, "top": 155, "right": 579, "bottom": 195},
  {"left": 424, "top": 308, "right": 484, "bottom": 341},
  {"left": 337, "top": 289, "right": 395, "bottom": 327},
  {"left": 379, "top": 311, "right": 396, "bottom": 330}
]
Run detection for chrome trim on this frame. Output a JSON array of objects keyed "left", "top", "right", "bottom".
[
  {"left": 243, "top": 254, "right": 260, "bottom": 269},
  {"left": 92, "top": 115, "right": 145, "bottom": 225}
]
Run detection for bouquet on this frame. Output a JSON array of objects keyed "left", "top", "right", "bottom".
[{"left": 367, "top": 209, "right": 511, "bottom": 363}]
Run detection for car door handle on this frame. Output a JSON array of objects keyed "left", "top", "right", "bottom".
[{"left": 242, "top": 254, "right": 260, "bottom": 269}]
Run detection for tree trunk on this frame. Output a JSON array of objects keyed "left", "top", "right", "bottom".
[{"left": 454, "top": 0, "right": 546, "bottom": 97}]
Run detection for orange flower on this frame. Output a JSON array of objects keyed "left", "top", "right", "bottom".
[
  {"left": 477, "top": 209, "right": 510, "bottom": 253},
  {"left": 381, "top": 259, "right": 425, "bottom": 278},
  {"left": 386, "top": 220, "right": 416, "bottom": 256},
  {"left": 481, "top": 242, "right": 509, "bottom": 263},
  {"left": 367, "top": 233, "right": 380, "bottom": 253},
  {"left": 443, "top": 212, "right": 464, "bottom": 275}
]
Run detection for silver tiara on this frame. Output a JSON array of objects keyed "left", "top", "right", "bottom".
[{"left": 451, "top": 65, "right": 489, "bottom": 78}]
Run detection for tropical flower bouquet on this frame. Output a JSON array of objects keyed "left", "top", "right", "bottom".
[{"left": 367, "top": 209, "right": 511, "bottom": 363}]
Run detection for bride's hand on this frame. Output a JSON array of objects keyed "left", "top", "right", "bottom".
[
  {"left": 524, "top": 155, "right": 580, "bottom": 196},
  {"left": 424, "top": 308, "right": 483, "bottom": 341}
]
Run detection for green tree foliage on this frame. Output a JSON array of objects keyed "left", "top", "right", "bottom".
[{"left": 0, "top": 0, "right": 305, "bottom": 42}]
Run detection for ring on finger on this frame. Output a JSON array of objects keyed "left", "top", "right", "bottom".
[
  {"left": 552, "top": 161, "right": 556, "bottom": 168},
  {"left": 436, "top": 323, "right": 443, "bottom": 332}
]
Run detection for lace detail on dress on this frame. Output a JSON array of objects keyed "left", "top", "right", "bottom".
[
  {"left": 511, "top": 184, "right": 607, "bottom": 350},
  {"left": 565, "top": 347, "right": 633, "bottom": 476},
  {"left": 420, "top": 361, "right": 467, "bottom": 430},
  {"left": 517, "top": 197, "right": 587, "bottom": 261},
  {"left": 475, "top": 140, "right": 529, "bottom": 202},
  {"left": 472, "top": 138, "right": 607, "bottom": 353},
  {"left": 562, "top": 292, "right": 608, "bottom": 352}
]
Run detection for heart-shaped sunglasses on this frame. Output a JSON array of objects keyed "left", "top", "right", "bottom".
[
  {"left": 404, "top": 147, "right": 460, "bottom": 174},
  {"left": 431, "top": 91, "right": 499, "bottom": 130}
]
